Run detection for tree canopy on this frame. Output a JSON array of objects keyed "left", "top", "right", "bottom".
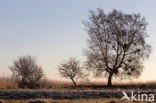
[{"left": 84, "top": 9, "right": 151, "bottom": 86}]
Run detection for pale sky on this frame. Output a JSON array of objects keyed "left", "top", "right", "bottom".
[{"left": 0, "top": 0, "right": 156, "bottom": 81}]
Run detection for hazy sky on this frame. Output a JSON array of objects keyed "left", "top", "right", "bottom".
[{"left": 0, "top": 0, "right": 156, "bottom": 81}]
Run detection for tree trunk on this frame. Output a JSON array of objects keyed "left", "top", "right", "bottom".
[
  {"left": 71, "top": 78, "right": 77, "bottom": 87},
  {"left": 107, "top": 72, "right": 113, "bottom": 87}
]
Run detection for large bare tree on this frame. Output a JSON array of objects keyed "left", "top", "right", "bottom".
[
  {"left": 83, "top": 9, "right": 151, "bottom": 86},
  {"left": 58, "top": 57, "right": 84, "bottom": 87},
  {"left": 10, "top": 55, "right": 44, "bottom": 88}
]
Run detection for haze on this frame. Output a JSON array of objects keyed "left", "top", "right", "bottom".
[{"left": 0, "top": 0, "right": 156, "bottom": 81}]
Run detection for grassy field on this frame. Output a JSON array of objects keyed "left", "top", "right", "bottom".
[
  {"left": 1, "top": 77, "right": 156, "bottom": 90},
  {"left": 0, "top": 89, "right": 156, "bottom": 103},
  {"left": 0, "top": 77, "right": 156, "bottom": 103},
  {"left": 0, "top": 98, "right": 153, "bottom": 103},
  {"left": 0, "top": 98, "right": 144, "bottom": 103}
]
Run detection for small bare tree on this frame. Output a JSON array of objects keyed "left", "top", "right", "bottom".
[
  {"left": 58, "top": 57, "right": 83, "bottom": 87},
  {"left": 9, "top": 55, "right": 44, "bottom": 88},
  {"left": 83, "top": 9, "right": 151, "bottom": 86}
]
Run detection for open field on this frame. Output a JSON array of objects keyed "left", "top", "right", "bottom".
[
  {"left": 1, "top": 77, "right": 156, "bottom": 90},
  {"left": 0, "top": 89, "right": 156, "bottom": 99},
  {"left": 0, "top": 89, "right": 156, "bottom": 103},
  {"left": 1, "top": 98, "right": 152, "bottom": 103},
  {"left": 0, "top": 98, "right": 131, "bottom": 103},
  {"left": 1, "top": 78, "right": 156, "bottom": 103}
]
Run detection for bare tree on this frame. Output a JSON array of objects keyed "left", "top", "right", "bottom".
[
  {"left": 58, "top": 57, "right": 83, "bottom": 87},
  {"left": 9, "top": 55, "right": 44, "bottom": 88},
  {"left": 83, "top": 9, "right": 151, "bottom": 86}
]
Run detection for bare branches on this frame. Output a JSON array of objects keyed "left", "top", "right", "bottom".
[
  {"left": 58, "top": 57, "right": 84, "bottom": 87},
  {"left": 84, "top": 8, "right": 151, "bottom": 86},
  {"left": 9, "top": 55, "right": 44, "bottom": 88}
]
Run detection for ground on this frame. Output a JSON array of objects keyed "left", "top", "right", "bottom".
[
  {"left": 0, "top": 98, "right": 147, "bottom": 103},
  {"left": 0, "top": 88, "right": 156, "bottom": 103},
  {"left": 1, "top": 81, "right": 156, "bottom": 103}
]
